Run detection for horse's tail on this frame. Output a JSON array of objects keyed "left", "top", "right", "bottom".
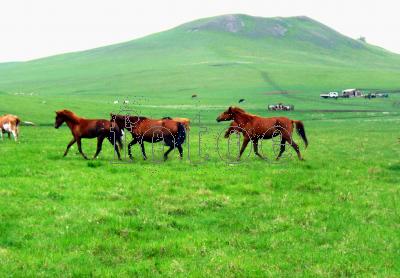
[
  {"left": 175, "top": 122, "right": 186, "bottom": 146},
  {"left": 292, "top": 120, "right": 308, "bottom": 148}
]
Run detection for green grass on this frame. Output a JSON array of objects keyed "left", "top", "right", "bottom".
[
  {"left": 1, "top": 14, "right": 400, "bottom": 276},
  {"left": 1, "top": 104, "right": 399, "bottom": 276}
]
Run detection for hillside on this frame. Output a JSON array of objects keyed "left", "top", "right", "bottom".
[{"left": 0, "top": 14, "right": 400, "bottom": 100}]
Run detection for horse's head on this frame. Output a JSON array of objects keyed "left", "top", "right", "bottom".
[
  {"left": 54, "top": 111, "right": 65, "bottom": 128},
  {"left": 216, "top": 106, "right": 244, "bottom": 122},
  {"left": 110, "top": 113, "right": 127, "bottom": 130},
  {"left": 55, "top": 109, "right": 79, "bottom": 128}
]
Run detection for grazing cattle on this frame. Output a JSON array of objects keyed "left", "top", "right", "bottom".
[
  {"left": 217, "top": 106, "right": 308, "bottom": 160},
  {"left": 111, "top": 114, "right": 186, "bottom": 161},
  {"left": 54, "top": 109, "right": 123, "bottom": 160},
  {"left": 0, "top": 114, "right": 20, "bottom": 141}
]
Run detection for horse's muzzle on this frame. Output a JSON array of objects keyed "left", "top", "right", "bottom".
[{"left": 216, "top": 117, "right": 221, "bottom": 122}]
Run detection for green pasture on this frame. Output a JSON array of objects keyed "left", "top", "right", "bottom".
[{"left": 1, "top": 92, "right": 399, "bottom": 276}]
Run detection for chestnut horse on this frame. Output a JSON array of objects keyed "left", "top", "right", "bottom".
[
  {"left": 217, "top": 106, "right": 308, "bottom": 160},
  {"left": 110, "top": 114, "right": 186, "bottom": 161},
  {"left": 55, "top": 109, "right": 123, "bottom": 160}
]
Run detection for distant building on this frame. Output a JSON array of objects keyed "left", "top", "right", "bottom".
[{"left": 342, "top": 89, "right": 363, "bottom": 98}]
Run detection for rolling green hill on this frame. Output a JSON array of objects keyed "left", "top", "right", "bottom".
[{"left": 1, "top": 14, "right": 400, "bottom": 100}]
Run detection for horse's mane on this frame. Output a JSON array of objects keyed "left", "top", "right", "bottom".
[
  {"left": 231, "top": 106, "right": 256, "bottom": 116},
  {"left": 230, "top": 106, "right": 246, "bottom": 113},
  {"left": 111, "top": 114, "right": 147, "bottom": 120},
  {"left": 230, "top": 106, "right": 256, "bottom": 120},
  {"left": 57, "top": 109, "right": 80, "bottom": 122},
  {"left": 110, "top": 114, "right": 148, "bottom": 128}
]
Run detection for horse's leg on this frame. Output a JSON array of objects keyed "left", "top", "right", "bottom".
[
  {"left": 106, "top": 136, "right": 121, "bottom": 160},
  {"left": 290, "top": 140, "right": 303, "bottom": 160},
  {"left": 177, "top": 145, "right": 183, "bottom": 159},
  {"left": 127, "top": 138, "right": 137, "bottom": 160},
  {"left": 140, "top": 142, "right": 147, "bottom": 160},
  {"left": 238, "top": 136, "right": 250, "bottom": 159},
  {"left": 163, "top": 145, "right": 175, "bottom": 161},
  {"left": 93, "top": 136, "right": 105, "bottom": 159},
  {"left": 64, "top": 138, "right": 76, "bottom": 157},
  {"left": 76, "top": 137, "right": 88, "bottom": 160},
  {"left": 285, "top": 132, "right": 302, "bottom": 160},
  {"left": 276, "top": 139, "right": 286, "bottom": 160},
  {"left": 252, "top": 139, "right": 264, "bottom": 159}
]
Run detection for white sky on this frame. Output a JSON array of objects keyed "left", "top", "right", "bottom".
[{"left": 0, "top": 0, "right": 399, "bottom": 62}]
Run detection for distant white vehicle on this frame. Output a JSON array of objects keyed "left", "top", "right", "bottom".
[{"left": 320, "top": 92, "right": 339, "bottom": 99}]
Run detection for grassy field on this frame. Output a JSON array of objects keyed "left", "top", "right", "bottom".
[
  {"left": 1, "top": 14, "right": 400, "bottom": 276},
  {"left": 1, "top": 95, "right": 399, "bottom": 276}
]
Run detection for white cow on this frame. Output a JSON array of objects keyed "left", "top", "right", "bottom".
[{"left": 0, "top": 114, "right": 20, "bottom": 141}]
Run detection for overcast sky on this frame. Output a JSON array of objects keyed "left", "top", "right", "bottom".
[{"left": 0, "top": 0, "right": 399, "bottom": 62}]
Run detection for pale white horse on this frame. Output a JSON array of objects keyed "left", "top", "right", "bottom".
[{"left": 0, "top": 114, "right": 20, "bottom": 141}]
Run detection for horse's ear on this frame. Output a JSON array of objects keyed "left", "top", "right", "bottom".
[{"left": 228, "top": 106, "right": 232, "bottom": 112}]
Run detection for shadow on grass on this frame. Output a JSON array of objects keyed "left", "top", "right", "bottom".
[
  {"left": 387, "top": 164, "right": 400, "bottom": 171},
  {"left": 87, "top": 161, "right": 103, "bottom": 168}
]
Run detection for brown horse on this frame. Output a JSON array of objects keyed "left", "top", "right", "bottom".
[
  {"left": 217, "top": 106, "right": 308, "bottom": 160},
  {"left": 55, "top": 109, "right": 123, "bottom": 160},
  {"left": 110, "top": 114, "right": 186, "bottom": 161}
]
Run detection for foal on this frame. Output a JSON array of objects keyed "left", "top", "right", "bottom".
[
  {"left": 55, "top": 109, "right": 123, "bottom": 160},
  {"left": 217, "top": 106, "right": 308, "bottom": 160}
]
